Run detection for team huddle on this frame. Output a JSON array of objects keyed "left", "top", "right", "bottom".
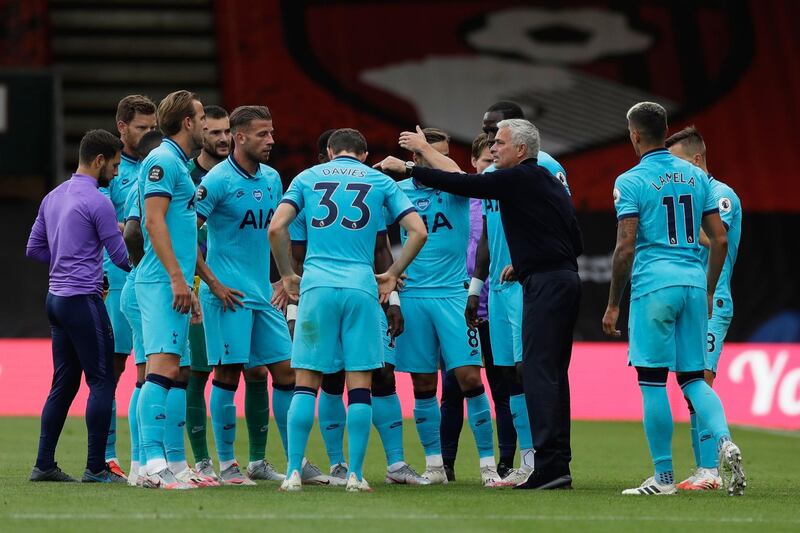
[{"left": 27, "top": 89, "right": 745, "bottom": 495}]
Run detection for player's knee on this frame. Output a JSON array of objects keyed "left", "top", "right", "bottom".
[
  {"left": 213, "top": 364, "right": 241, "bottom": 385},
  {"left": 178, "top": 365, "right": 191, "bottom": 383},
  {"left": 244, "top": 365, "right": 268, "bottom": 381},
  {"left": 372, "top": 365, "right": 395, "bottom": 386},
  {"left": 371, "top": 367, "right": 396, "bottom": 397},
  {"left": 635, "top": 366, "right": 668, "bottom": 386},
  {"left": 676, "top": 370, "right": 705, "bottom": 389},
  {"left": 321, "top": 370, "right": 346, "bottom": 395},
  {"left": 411, "top": 372, "right": 438, "bottom": 394},
  {"left": 269, "top": 362, "right": 294, "bottom": 386},
  {"left": 454, "top": 366, "right": 483, "bottom": 391}
]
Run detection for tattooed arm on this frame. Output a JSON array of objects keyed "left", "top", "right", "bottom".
[{"left": 602, "top": 216, "right": 638, "bottom": 337}]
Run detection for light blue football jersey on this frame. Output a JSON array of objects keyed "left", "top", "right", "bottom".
[
  {"left": 614, "top": 148, "right": 717, "bottom": 299},
  {"left": 136, "top": 137, "right": 198, "bottom": 285},
  {"left": 196, "top": 155, "right": 282, "bottom": 309},
  {"left": 394, "top": 178, "right": 470, "bottom": 297},
  {"left": 699, "top": 178, "right": 741, "bottom": 317},
  {"left": 483, "top": 151, "right": 570, "bottom": 291},
  {"left": 122, "top": 184, "right": 141, "bottom": 286},
  {"left": 101, "top": 152, "right": 139, "bottom": 289},
  {"left": 281, "top": 155, "right": 414, "bottom": 296}
]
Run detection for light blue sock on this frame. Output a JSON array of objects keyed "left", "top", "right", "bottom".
[
  {"left": 210, "top": 382, "right": 237, "bottom": 464},
  {"left": 682, "top": 379, "right": 731, "bottom": 452},
  {"left": 640, "top": 385, "right": 674, "bottom": 484},
  {"left": 164, "top": 384, "right": 187, "bottom": 468},
  {"left": 372, "top": 393, "right": 404, "bottom": 466},
  {"left": 128, "top": 385, "right": 141, "bottom": 469},
  {"left": 105, "top": 399, "right": 117, "bottom": 461},
  {"left": 413, "top": 395, "right": 441, "bottom": 457},
  {"left": 272, "top": 384, "right": 293, "bottom": 457},
  {"left": 465, "top": 389, "right": 494, "bottom": 459},
  {"left": 347, "top": 388, "right": 372, "bottom": 482},
  {"left": 698, "top": 423, "right": 718, "bottom": 469},
  {"left": 287, "top": 388, "right": 317, "bottom": 476},
  {"left": 509, "top": 393, "right": 533, "bottom": 451},
  {"left": 138, "top": 378, "right": 169, "bottom": 473},
  {"left": 318, "top": 391, "right": 346, "bottom": 465},
  {"left": 689, "top": 410, "right": 702, "bottom": 468}
]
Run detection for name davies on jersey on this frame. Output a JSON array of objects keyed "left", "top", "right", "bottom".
[
  {"left": 320, "top": 167, "right": 366, "bottom": 177},
  {"left": 650, "top": 172, "right": 697, "bottom": 191}
]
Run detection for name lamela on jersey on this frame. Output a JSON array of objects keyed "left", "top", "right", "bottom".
[{"left": 651, "top": 172, "right": 697, "bottom": 191}]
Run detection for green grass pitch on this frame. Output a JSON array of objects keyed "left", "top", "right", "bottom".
[{"left": 0, "top": 417, "right": 797, "bottom": 532}]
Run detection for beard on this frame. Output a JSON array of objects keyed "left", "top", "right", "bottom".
[
  {"left": 203, "top": 140, "right": 229, "bottom": 160},
  {"left": 97, "top": 163, "right": 113, "bottom": 187}
]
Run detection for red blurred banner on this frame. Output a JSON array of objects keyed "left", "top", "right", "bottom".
[
  {"left": 2, "top": 340, "right": 797, "bottom": 429},
  {"left": 216, "top": 0, "right": 800, "bottom": 212}
]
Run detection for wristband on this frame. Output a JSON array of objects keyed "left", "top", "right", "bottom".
[
  {"left": 388, "top": 291, "right": 401, "bottom": 307},
  {"left": 286, "top": 304, "right": 298, "bottom": 321},
  {"left": 468, "top": 277, "right": 484, "bottom": 297}
]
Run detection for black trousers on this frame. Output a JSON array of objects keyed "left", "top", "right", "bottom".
[
  {"left": 36, "top": 293, "right": 115, "bottom": 473},
  {"left": 521, "top": 270, "right": 581, "bottom": 478}
]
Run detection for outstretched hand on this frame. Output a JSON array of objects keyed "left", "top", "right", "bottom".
[{"left": 373, "top": 156, "right": 407, "bottom": 178}]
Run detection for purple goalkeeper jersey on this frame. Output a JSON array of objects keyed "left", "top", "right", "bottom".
[
  {"left": 467, "top": 198, "right": 488, "bottom": 319},
  {"left": 26, "top": 173, "right": 130, "bottom": 297}
]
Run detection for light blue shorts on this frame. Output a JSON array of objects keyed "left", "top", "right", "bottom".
[
  {"left": 120, "top": 280, "right": 145, "bottom": 365},
  {"left": 488, "top": 284, "right": 523, "bottom": 366},
  {"left": 706, "top": 313, "right": 732, "bottom": 373},
  {"left": 628, "top": 286, "right": 707, "bottom": 372},
  {"left": 328, "top": 310, "right": 394, "bottom": 370},
  {"left": 394, "top": 295, "right": 482, "bottom": 374},
  {"left": 201, "top": 297, "right": 291, "bottom": 369},
  {"left": 136, "top": 281, "right": 191, "bottom": 364},
  {"left": 293, "top": 287, "right": 383, "bottom": 374},
  {"left": 105, "top": 288, "right": 132, "bottom": 355}
]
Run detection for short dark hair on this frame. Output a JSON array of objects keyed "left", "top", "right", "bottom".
[
  {"left": 486, "top": 101, "right": 524, "bottom": 119},
  {"left": 328, "top": 128, "right": 367, "bottom": 155},
  {"left": 471, "top": 133, "right": 490, "bottom": 159},
  {"left": 665, "top": 125, "right": 706, "bottom": 155},
  {"left": 317, "top": 129, "right": 336, "bottom": 156},
  {"left": 204, "top": 105, "right": 228, "bottom": 120},
  {"left": 116, "top": 95, "right": 156, "bottom": 124},
  {"left": 137, "top": 130, "right": 163, "bottom": 158},
  {"left": 626, "top": 102, "right": 667, "bottom": 144},
  {"left": 422, "top": 127, "right": 449, "bottom": 145},
  {"left": 79, "top": 129, "right": 123, "bottom": 165},
  {"left": 158, "top": 90, "right": 199, "bottom": 136},
  {"left": 229, "top": 105, "right": 272, "bottom": 132}
]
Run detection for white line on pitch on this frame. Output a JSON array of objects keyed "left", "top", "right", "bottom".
[{"left": 7, "top": 513, "right": 800, "bottom": 525}]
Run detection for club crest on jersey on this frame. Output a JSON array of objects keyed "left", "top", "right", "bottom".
[
  {"left": 719, "top": 197, "right": 732, "bottom": 213},
  {"left": 253, "top": 189, "right": 263, "bottom": 202},
  {"left": 416, "top": 198, "right": 430, "bottom": 211},
  {"left": 147, "top": 166, "right": 164, "bottom": 182}
]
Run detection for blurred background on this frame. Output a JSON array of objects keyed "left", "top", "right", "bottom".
[{"left": 2, "top": 0, "right": 798, "bottom": 342}]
